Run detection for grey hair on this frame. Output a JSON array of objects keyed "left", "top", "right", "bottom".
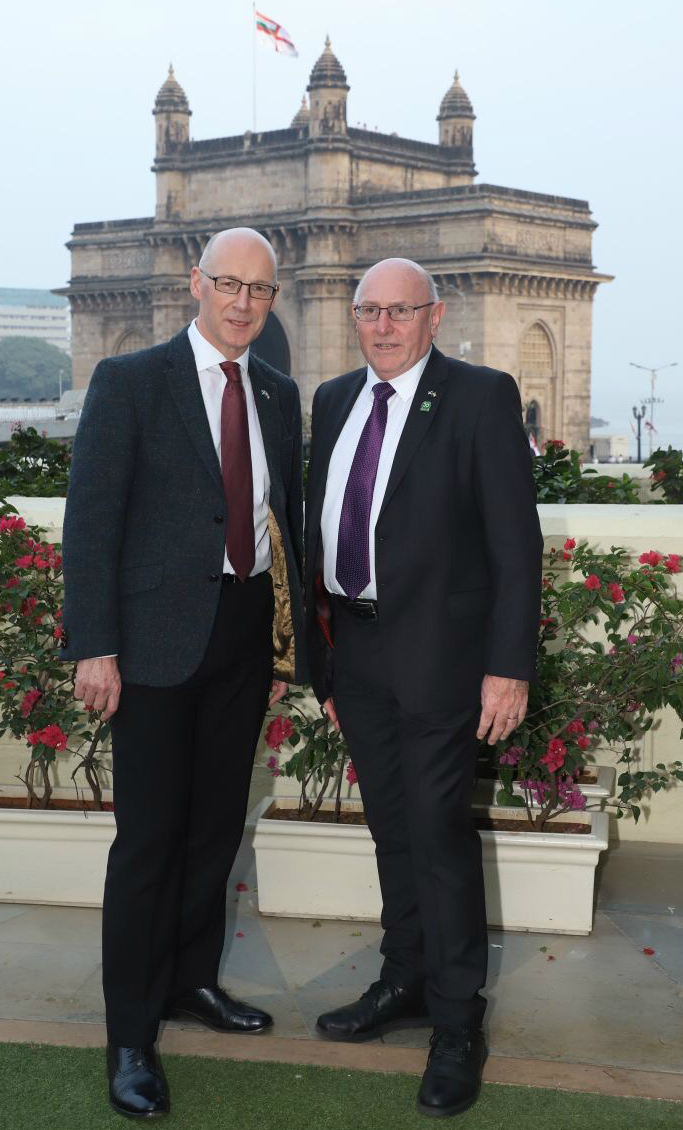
[{"left": 353, "top": 259, "right": 439, "bottom": 304}]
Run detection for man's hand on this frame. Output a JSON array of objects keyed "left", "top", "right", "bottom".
[
  {"left": 322, "top": 697, "right": 340, "bottom": 731},
  {"left": 74, "top": 657, "right": 122, "bottom": 721},
  {"left": 269, "top": 680, "right": 288, "bottom": 707},
  {"left": 476, "top": 674, "right": 528, "bottom": 746}
]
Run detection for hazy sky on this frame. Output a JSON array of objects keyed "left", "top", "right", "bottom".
[{"left": 1, "top": 0, "right": 681, "bottom": 450}]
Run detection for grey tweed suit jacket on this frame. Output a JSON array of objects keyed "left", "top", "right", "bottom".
[{"left": 61, "top": 327, "right": 306, "bottom": 687}]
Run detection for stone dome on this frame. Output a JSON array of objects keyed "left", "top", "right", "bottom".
[
  {"left": 291, "top": 95, "right": 310, "bottom": 127},
  {"left": 154, "top": 64, "right": 191, "bottom": 114},
  {"left": 437, "top": 71, "right": 474, "bottom": 120},
  {"left": 307, "top": 37, "right": 349, "bottom": 91}
]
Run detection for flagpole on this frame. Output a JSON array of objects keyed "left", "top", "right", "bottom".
[{"left": 252, "top": 1, "right": 257, "bottom": 132}]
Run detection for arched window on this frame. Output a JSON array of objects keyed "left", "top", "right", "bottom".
[
  {"left": 115, "top": 329, "right": 148, "bottom": 356},
  {"left": 520, "top": 323, "right": 553, "bottom": 376},
  {"left": 253, "top": 312, "right": 291, "bottom": 375}
]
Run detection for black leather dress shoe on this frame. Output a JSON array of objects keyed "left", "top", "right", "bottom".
[
  {"left": 417, "top": 1026, "right": 487, "bottom": 1117},
  {"left": 164, "top": 986, "right": 272, "bottom": 1033},
  {"left": 106, "top": 1044, "right": 169, "bottom": 1119},
  {"left": 316, "top": 979, "right": 429, "bottom": 1042}
]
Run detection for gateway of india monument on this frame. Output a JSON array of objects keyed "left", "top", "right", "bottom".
[{"left": 59, "top": 39, "right": 610, "bottom": 450}]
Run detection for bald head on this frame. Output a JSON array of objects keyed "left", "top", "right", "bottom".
[
  {"left": 199, "top": 227, "right": 277, "bottom": 279},
  {"left": 354, "top": 258, "right": 437, "bottom": 305},
  {"left": 190, "top": 227, "right": 279, "bottom": 361},
  {"left": 352, "top": 257, "right": 445, "bottom": 381}
]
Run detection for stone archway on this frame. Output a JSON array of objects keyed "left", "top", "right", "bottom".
[
  {"left": 519, "top": 322, "right": 555, "bottom": 446},
  {"left": 253, "top": 312, "right": 290, "bottom": 375},
  {"left": 115, "top": 329, "right": 148, "bottom": 355}
]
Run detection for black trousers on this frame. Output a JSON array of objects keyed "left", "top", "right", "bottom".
[
  {"left": 332, "top": 599, "right": 488, "bottom": 1030},
  {"left": 102, "top": 573, "right": 274, "bottom": 1046}
]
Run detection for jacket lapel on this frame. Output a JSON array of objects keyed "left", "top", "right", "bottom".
[
  {"left": 308, "top": 369, "right": 366, "bottom": 533},
  {"left": 249, "top": 354, "right": 280, "bottom": 492},
  {"left": 164, "top": 329, "right": 223, "bottom": 491},
  {"left": 377, "top": 347, "right": 449, "bottom": 521}
]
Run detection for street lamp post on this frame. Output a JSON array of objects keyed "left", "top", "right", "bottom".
[
  {"left": 632, "top": 403, "right": 646, "bottom": 463},
  {"left": 629, "top": 361, "right": 678, "bottom": 457}
]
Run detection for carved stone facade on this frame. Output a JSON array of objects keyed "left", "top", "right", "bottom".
[{"left": 59, "top": 45, "right": 610, "bottom": 451}]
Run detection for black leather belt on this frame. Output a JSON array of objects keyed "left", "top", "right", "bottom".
[
  {"left": 333, "top": 593, "right": 379, "bottom": 620},
  {"left": 222, "top": 572, "right": 261, "bottom": 583}
]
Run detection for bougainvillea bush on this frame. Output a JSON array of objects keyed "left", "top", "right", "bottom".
[
  {"left": 644, "top": 446, "right": 683, "bottom": 504},
  {"left": 264, "top": 690, "right": 352, "bottom": 822},
  {"left": 266, "top": 539, "right": 683, "bottom": 831},
  {"left": 0, "top": 502, "right": 107, "bottom": 809},
  {"left": 494, "top": 539, "right": 683, "bottom": 829},
  {"left": 532, "top": 439, "right": 640, "bottom": 504}
]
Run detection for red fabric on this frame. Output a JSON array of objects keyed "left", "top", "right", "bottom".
[{"left": 220, "top": 362, "right": 255, "bottom": 582}]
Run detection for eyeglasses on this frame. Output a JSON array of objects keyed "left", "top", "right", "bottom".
[
  {"left": 199, "top": 268, "right": 279, "bottom": 301},
  {"left": 353, "top": 302, "right": 435, "bottom": 322}
]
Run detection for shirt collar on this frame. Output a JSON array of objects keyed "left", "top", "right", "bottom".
[
  {"left": 187, "top": 319, "right": 250, "bottom": 375},
  {"left": 365, "top": 345, "right": 432, "bottom": 402}
]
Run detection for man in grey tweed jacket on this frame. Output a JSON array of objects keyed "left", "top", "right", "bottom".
[{"left": 61, "top": 228, "right": 305, "bottom": 1120}]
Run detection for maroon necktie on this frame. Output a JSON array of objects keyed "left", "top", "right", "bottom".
[{"left": 219, "top": 361, "right": 255, "bottom": 582}]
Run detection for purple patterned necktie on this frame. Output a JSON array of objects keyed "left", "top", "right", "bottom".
[{"left": 336, "top": 381, "right": 396, "bottom": 600}]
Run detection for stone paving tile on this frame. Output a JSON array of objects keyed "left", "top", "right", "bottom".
[
  {"left": 606, "top": 910, "right": 683, "bottom": 985},
  {"left": 0, "top": 904, "right": 102, "bottom": 947}
]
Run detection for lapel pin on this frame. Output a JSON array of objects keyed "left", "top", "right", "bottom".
[
  {"left": 420, "top": 400, "right": 432, "bottom": 412},
  {"left": 427, "top": 390, "right": 437, "bottom": 397},
  {"left": 260, "top": 388, "right": 270, "bottom": 400}
]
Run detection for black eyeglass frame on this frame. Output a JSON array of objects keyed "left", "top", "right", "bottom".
[
  {"left": 199, "top": 268, "right": 280, "bottom": 301},
  {"left": 353, "top": 301, "right": 436, "bottom": 322}
]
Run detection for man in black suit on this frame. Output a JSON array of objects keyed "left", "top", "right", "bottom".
[
  {"left": 62, "top": 228, "right": 306, "bottom": 1119},
  {"left": 305, "top": 258, "right": 542, "bottom": 1118}
]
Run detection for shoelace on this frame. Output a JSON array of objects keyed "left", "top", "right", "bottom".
[
  {"left": 428, "top": 1028, "right": 473, "bottom": 1065},
  {"left": 360, "top": 980, "right": 390, "bottom": 1011}
]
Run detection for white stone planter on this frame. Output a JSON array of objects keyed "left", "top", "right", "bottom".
[
  {"left": 251, "top": 798, "right": 609, "bottom": 935},
  {"left": 0, "top": 786, "right": 114, "bottom": 907}
]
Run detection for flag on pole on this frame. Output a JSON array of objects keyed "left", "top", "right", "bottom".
[{"left": 255, "top": 10, "right": 298, "bottom": 56}]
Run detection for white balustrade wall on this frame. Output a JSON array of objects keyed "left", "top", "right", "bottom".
[{"left": 2, "top": 497, "right": 682, "bottom": 844}]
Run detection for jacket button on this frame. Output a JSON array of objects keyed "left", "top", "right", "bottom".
[
  {"left": 209, "top": 574, "right": 220, "bottom": 582},
  {"left": 214, "top": 515, "right": 224, "bottom": 523}
]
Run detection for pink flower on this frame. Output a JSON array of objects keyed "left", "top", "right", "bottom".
[
  {"left": 545, "top": 439, "right": 564, "bottom": 449},
  {"left": 498, "top": 746, "right": 523, "bottom": 766},
  {"left": 346, "top": 761, "right": 358, "bottom": 785},
  {"left": 0, "top": 516, "right": 26, "bottom": 533},
  {"left": 20, "top": 689, "right": 41, "bottom": 718},
  {"left": 626, "top": 633, "right": 638, "bottom": 645},
  {"left": 588, "top": 720, "right": 599, "bottom": 732},
  {"left": 576, "top": 735, "right": 590, "bottom": 751},
  {"left": 639, "top": 550, "right": 662, "bottom": 566},
  {"left": 264, "top": 715, "right": 293, "bottom": 751},
  {"left": 665, "top": 554, "right": 681, "bottom": 574},
  {"left": 266, "top": 754, "right": 281, "bottom": 778},
  {"left": 563, "top": 538, "right": 576, "bottom": 550},
  {"left": 33, "top": 556, "right": 49, "bottom": 570},
  {"left": 566, "top": 719, "right": 585, "bottom": 735},
  {"left": 584, "top": 574, "right": 601, "bottom": 591},
  {"left": 14, "top": 555, "right": 33, "bottom": 569},
  {"left": 654, "top": 470, "right": 666, "bottom": 481},
  {"left": 562, "top": 551, "right": 572, "bottom": 561},
  {"left": 53, "top": 626, "right": 64, "bottom": 640},
  {"left": 671, "top": 654, "right": 683, "bottom": 674},
  {"left": 3, "top": 578, "right": 19, "bottom": 589},
  {"left": 541, "top": 738, "right": 566, "bottom": 773},
  {"left": 608, "top": 583, "right": 625, "bottom": 603},
  {"left": 27, "top": 724, "right": 68, "bottom": 751}
]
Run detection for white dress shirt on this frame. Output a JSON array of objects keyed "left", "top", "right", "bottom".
[
  {"left": 188, "top": 319, "right": 271, "bottom": 575},
  {"left": 321, "top": 347, "right": 432, "bottom": 600}
]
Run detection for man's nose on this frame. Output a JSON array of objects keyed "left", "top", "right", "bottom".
[
  {"left": 375, "top": 310, "right": 393, "bottom": 335},
  {"left": 232, "top": 284, "right": 251, "bottom": 311}
]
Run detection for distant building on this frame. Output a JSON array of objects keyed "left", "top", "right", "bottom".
[
  {"left": 0, "top": 289, "right": 70, "bottom": 353},
  {"left": 0, "top": 389, "right": 84, "bottom": 446},
  {"left": 589, "top": 433, "right": 631, "bottom": 462},
  {"left": 59, "top": 43, "right": 611, "bottom": 451}
]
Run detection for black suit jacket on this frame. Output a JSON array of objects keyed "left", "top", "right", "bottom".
[
  {"left": 61, "top": 328, "right": 306, "bottom": 687},
  {"left": 304, "top": 347, "right": 543, "bottom": 713}
]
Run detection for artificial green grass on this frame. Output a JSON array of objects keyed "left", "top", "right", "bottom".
[{"left": 0, "top": 1043, "right": 679, "bottom": 1130}]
